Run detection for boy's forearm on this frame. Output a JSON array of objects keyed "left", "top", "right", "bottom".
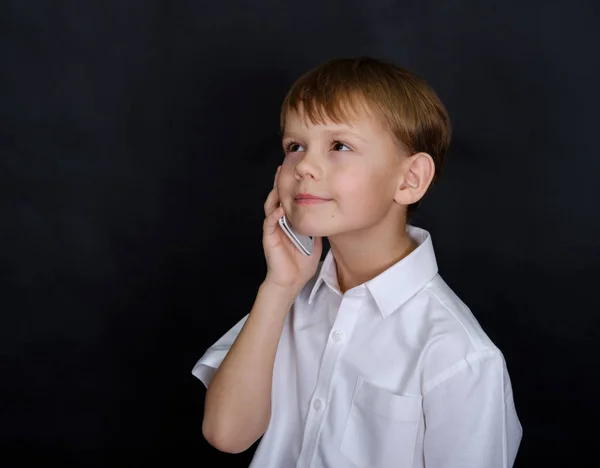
[{"left": 202, "top": 280, "right": 296, "bottom": 453}]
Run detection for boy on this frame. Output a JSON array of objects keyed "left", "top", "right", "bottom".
[{"left": 192, "top": 57, "right": 522, "bottom": 467}]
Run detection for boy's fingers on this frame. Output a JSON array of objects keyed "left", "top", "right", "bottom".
[
  {"left": 264, "top": 188, "right": 279, "bottom": 217},
  {"left": 274, "top": 165, "right": 281, "bottom": 189},
  {"left": 264, "top": 206, "right": 284, "bottom": 236}
]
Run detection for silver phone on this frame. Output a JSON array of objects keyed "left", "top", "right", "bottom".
[{"left": 278, "top": 215, "right": 314, "bottom": 256}]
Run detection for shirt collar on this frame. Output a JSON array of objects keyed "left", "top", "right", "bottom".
[
  {"left": 308, "top": 246, "right": 341, "bottom": 304},
  {"left": 307, "top": 225, "right": 438, "bottom": 318}
]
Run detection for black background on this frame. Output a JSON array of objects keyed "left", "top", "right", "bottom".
[{"left": 1, "top": 0, "right": 599, "bottom": 467}]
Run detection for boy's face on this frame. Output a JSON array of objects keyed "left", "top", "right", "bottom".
[{"left": 278, "top": 106, "right": 407, "bottom": 238}]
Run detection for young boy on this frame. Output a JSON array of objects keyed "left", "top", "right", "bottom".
[{"left": 192, "top": 57, "right": 523, "bottom": 467}]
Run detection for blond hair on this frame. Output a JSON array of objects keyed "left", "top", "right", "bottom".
[{"left": 280, "top": 57, "right": 451, "bottom": 217}]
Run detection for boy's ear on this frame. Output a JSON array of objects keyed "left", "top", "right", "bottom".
[{"left": 393, "top": 152, "right": 435, "bottom": 206}]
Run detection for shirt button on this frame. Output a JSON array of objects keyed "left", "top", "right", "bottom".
[
  {"left": 313, "top": 398, "right": 323, "bottom": 410},
  {"left": 332, "top": 330, "right": 345, "bottom": 342}
]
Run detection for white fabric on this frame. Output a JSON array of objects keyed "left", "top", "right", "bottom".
[{"left": 192, "top": 225, "right": 523, "bottom": 467}]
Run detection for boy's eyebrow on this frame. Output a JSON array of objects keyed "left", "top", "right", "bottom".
[
  {"left": 327, "top": 129, "right": 367, "bottom": 142},
  {"left": 282, "top": 128, "right": 367, "bottom": 142},
  {"left": 281, "top": 131, "right": 303, "bottom": 140}
]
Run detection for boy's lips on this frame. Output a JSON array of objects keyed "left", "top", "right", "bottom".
[{"left": 294, "top": 193, "right": 332, "bottom": 205}]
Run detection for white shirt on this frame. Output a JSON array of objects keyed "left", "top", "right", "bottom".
[{"left": 192, "top": 225, "right": 523, "bottom": 468}]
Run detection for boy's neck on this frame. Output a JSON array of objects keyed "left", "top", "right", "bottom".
[{"left": 328, "top": 219, "right": 417, "bottom": 294}]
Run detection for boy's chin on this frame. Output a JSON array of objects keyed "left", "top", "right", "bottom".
[
  {"left": 290, "top": 221, "right": 326, "bottom": 238},
  {"left": 288, "top": 214, "right": 339, "bottom": 238},
  {"left": 293, "top": 223, "right": 335, "bottom": 238}
]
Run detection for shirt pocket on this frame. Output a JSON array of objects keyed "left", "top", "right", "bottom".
[{"left": 340, "top": 378, "right": 422, "bottom": 468}]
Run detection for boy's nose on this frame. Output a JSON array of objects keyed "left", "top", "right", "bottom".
[{"left": 294, "top": 151, "right": 323, "bottom": 180}]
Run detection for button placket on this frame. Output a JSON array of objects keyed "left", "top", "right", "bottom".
[{"left": 296, "top": 294, "right": 363, "bottom": 467}]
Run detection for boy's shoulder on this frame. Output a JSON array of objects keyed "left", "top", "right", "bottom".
[
  {"left": 420, "top": 275, "right": 496, "bottom": 350},
  {"left": 413, "top": 275, "right": 504, "bottom": 391}
]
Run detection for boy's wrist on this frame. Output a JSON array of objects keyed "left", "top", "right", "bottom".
[{"left": 259, "top": 279, "right": 299, "bottom": 306}]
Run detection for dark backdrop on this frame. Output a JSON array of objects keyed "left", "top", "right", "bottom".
[{"left": 1, "top": 0, "right": 598, "bottom": 467}]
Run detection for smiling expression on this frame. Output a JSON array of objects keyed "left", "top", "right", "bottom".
[{"left": 277, "top": 106, "right": 407, "bottom": 238}]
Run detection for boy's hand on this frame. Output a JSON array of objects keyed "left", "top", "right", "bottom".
[{"left": 262, "top": 166, "right": 323, "bottom": 295}]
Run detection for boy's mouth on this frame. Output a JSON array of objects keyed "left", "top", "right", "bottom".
[
  {"left": 295, "top": 193, "right": 330, "bottom": 200},
  {"left": 295, "top": 193, "right": 332, "bottom": 205}
]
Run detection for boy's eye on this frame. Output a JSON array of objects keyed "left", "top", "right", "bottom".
[
  {"left": 332, "top": 141, "right": 351, "bottom": 151},
  {"left": 285, "top": 142, "right": 304, "bottom": 152}
]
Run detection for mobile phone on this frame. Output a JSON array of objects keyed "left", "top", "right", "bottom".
[{"left": 278, "top": 214, "right": 314, "bottom": 256}]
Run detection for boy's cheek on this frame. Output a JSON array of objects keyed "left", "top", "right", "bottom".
[
  {"left": 278, "top": 163, "right": 299, "bottom": 188},
  {"left": 277, "top": 178, "right": 293, "bottom": 202}
]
